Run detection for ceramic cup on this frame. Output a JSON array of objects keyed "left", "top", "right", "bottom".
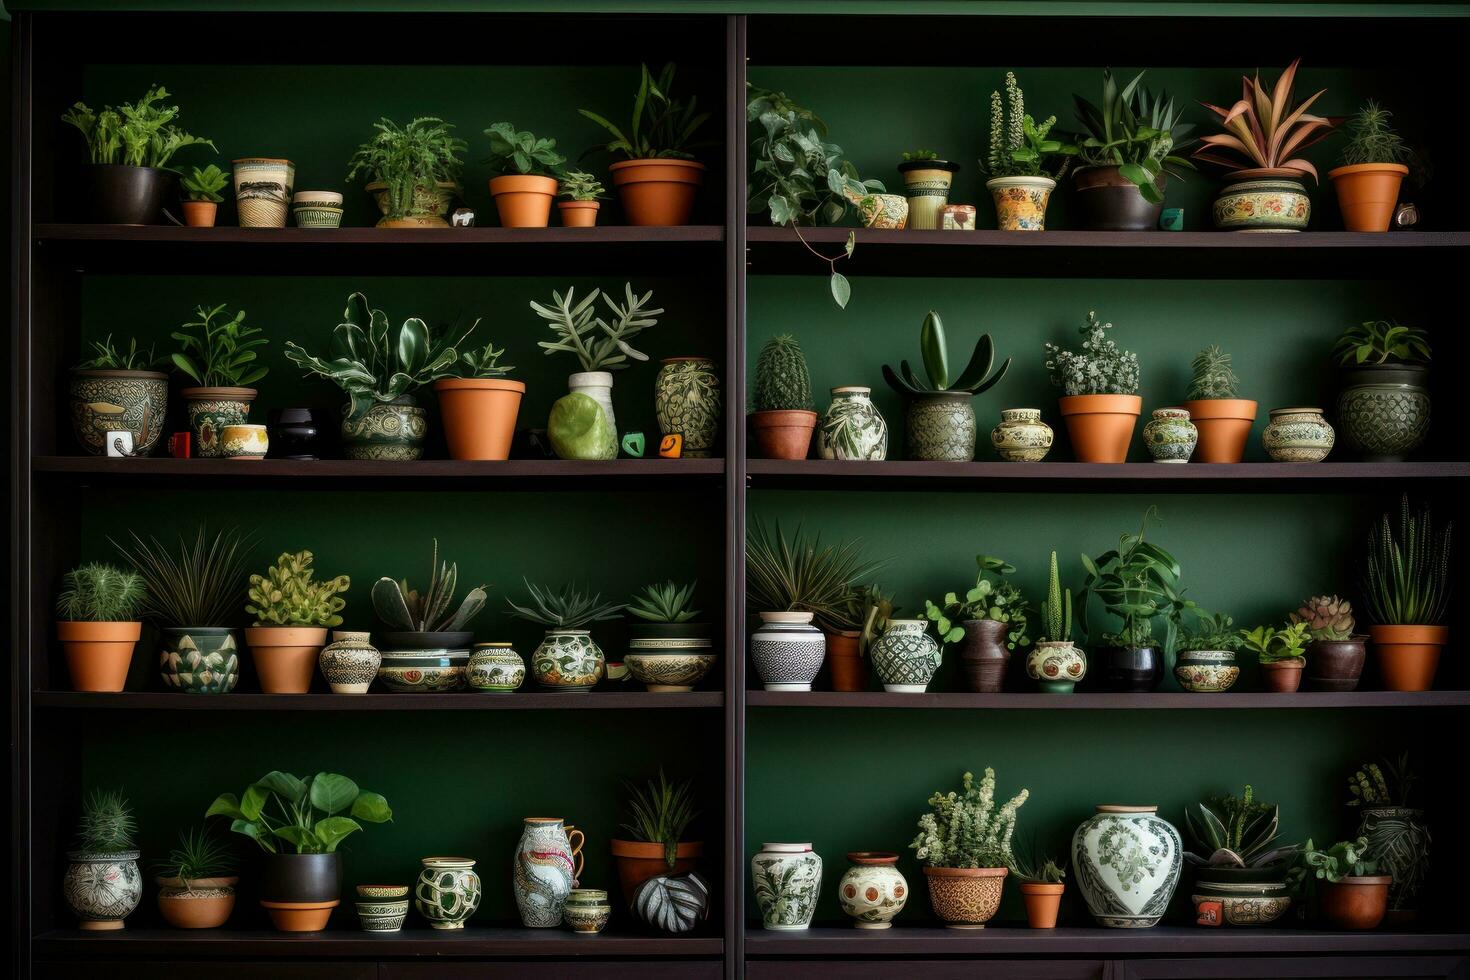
[
  {"left": 292, "top": 191, "right": 345, "bottom": 229},
  {"left": 221, "top": 423, "right": 269, "bottom": 460}
]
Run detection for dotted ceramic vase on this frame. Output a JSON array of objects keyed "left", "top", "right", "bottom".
[
  {"left": 232, "top": 157, "right": 295, "bottom": 228},
  {"left": 1072, "top": 804, "right": 1183, "bottom": 928},
  {"left": 1142, "top": 408, "right": 1197, "bottom": 463},
  {"left": 1262, "top": 407, "right": 1334, "bottom": 462},
  {"left": 990, "top": 408, "right": 1053, "bottom": 462},
  {"left": 1026, "top": 640, "right": 1086, "bottom": 693},
  {"left": 514, "top": 818, "right": 584, "bottom": 928},
  {"left": 69, "top": 370, "right": 169, "bottom": 456},
  {"left": 160, "top": 627, "right": 239, "bottom": 694},
  {"left": 64, "top": 850, "right": 142, "bottom": 929},
  {"left": 414, "top": 857, "right": 481, "bottom": 930},
  {"left": 817, "top": 386, "right": 888, "bottom": 461},
  {"left": 467, "top": 642, "right": 525, "bottom": 693},
  {"left": 341, "top": 397, "right": 427, "bottom": 461},
  {"left": 838, "top": 852, "right": 908, "bottom": 929},
  {"left": 318, "top": 631, "right": 380, "bottom": 694},
  {"left": 1212, "top": 177, "right": 1310, "bottom": 232},
  {"left": 181, "top": 388, "right": 255, "bottom": 458},
  {"left": 750, "top": 611, "right": 826, "bottom": 692},
  {"left": 987, "top": 176, "right": 1055, "bottom": 231},
  {"left": 1336, "top": 365, "right": 1430, "bottom": 462},
  {"left": 870, "top": 619, "right": 941, "bottom": 693},
  {"left": 752, "top": 843, "right": 822, "bottom": 930},
  {"left": 907, "top": 392, "right": 975, "bottom": 461},
  {"left": 532, "top": 630, "right": 605, "bottom": 692},
  {"left": 1174, "top": 649, "right": 1240, "bottom": 692},
  {"left": 654, "top": 357, "right": 720, "bottom": 458}
]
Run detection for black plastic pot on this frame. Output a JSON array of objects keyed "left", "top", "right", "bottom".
[
  {"left": 1074, "top": 166, "right": 1164, "bottom": 231},
  {"left": 1097, "top": 645, "right": 1162, "bottom": 692},
  {"left": 261, "top": 852, "right": 341, "bottom": 904},
  {"left": 83, "top": 164, "right": 174, "bottom": 225},
  {"left": 267, "top": 407, "right": 330, "bottom": 460}
]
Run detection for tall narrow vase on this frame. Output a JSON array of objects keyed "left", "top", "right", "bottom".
[{"left": 513, "top": 817, "right": 584, "bottom": 927}]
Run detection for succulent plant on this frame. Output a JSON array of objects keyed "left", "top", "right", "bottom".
[
  {"left": 1186, "top": 345, "right": 1241, "bottom": 400},
  {"left": 56, "top": 563, "right": 146, "bottom": 622},
  {"left": 371, "top": 540, "right": 487, "bottom": 633},
  {"left": 1045, "top": 310, "right": 1140, "bottom": 397},
  {"left": 506, "top": 579, "right": 625, "bottom": 629},
  {"left": 76, "top": 789, "right": 137, "bottom": 854},
  {"left": 882, "top": 311, "right": 1011, "bottom": 400},
  {"left": 1178, "top": 609, "right": 1242, "bottom": 652},
  {"left": 532, "top": 283, "right": 662, "bottom": 374},
  {"left": 752, "top": 335, "right": 814, "bottom": 413},
  {"left": 1193, "top": 59, "right": 1334, "bottom": 181},
  {"left": 1040, "top": 550, "right": 1072, "bottom": 644},
  {"left": 1289, "top": 595, "right": 1355, "bottom": 641},
  {"left": 628, "top": 581, "right": 701, "bottom": 624},
  {"left": 981, "top": 71, "right": 1076, "bottom": 180},
  {"left": 246, "top": 551, "right": 350, "bottom": 628},
  {"left": 1347, "top": 753, "right": 1416, "bottom": 808},
  {"left": 1238, "top": 622, "right": 1311, "bottom": 663},
  {"left": 1363, "top": 496, "right": 1452, "bottom": 626},
  {"left": 449, "top": 340, "right": 514, "bottom": 380},
  {"left": 1184, "top": 785, "right": 1297, "bottom": 869}
]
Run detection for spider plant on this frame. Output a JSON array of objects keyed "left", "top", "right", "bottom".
[
  {"left": 1192, "top": 59, "right": 1335, "bottom": 181},
  {"left": 155, "top": 826, "right": 235, "bottom": 885},
  {"left": 619, "top": 769, "right": 700, "bottom": 869},
  {"left": 506, "top": 579, "right": 625, "bottom": 630},
  {"left": 111, "top": 526, "right": 255, "bottom": 628},
  {"left": 1363, "top": 496, "right": 1452, "bottom": 626},
  {"left": 628, "top": 581, "right": 701, "bottom": 624},
  {"left": 745, "top": 518, "right": 891, "bottom": 631}
]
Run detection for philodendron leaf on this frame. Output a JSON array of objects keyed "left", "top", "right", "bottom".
[
  {"left": 314, "top": 816, "right": 363, "bottom": 853},
  {"left": 271, "top": 826, "right": 316, "bottom": 852},
  {"left": 351, "top": 791, "right": 393, "bottom": 824},
  {"left": 256, "top": 770, "right": 308, "bottom": 805},
  {"left": 397, "top": 318, "right": 429, "bottom": 377},
  {"left": 230, "top": 819, "right": 277, "bottom": 853},
  {"left": 241, "top": 783, "right": 270, "bottom": 821},
  {"left": 310, "top": 772, "right": 360, "bottom": 816}
]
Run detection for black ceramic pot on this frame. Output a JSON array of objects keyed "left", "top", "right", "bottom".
[
  {"left": 1098, "top": 645, "right": 1162, "bottom": 692},
  {"left": 376, "top": 630, "right": 474, "bottom": 651},
  {"left": 1074, "top": 166, "right": 1164, "bottom": 231},
  {"left": 84, "top": 164, "right": 174, "bottom": 225},
  {"left": 261, "top": 852, "right": 341, "bottom": 904},
  {"left": 1306, "top": 638, "right": 1367, "bottom": 692},
  {"left": 268, "top": 407, "right": 329, "bottom": 459}
]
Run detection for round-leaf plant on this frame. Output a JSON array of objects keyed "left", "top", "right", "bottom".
[{"left": 207, "top": 771, "right": 391, "bottom": 854}]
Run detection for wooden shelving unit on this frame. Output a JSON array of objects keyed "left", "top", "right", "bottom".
[{"left": 746, "top": 690, "right": 1470, "bottom": 709}]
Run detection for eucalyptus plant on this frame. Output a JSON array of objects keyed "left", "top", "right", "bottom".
[
  {"left": 1072, "top": 68, "right": 1195, "bottom": 203},
  {"left": 206, "top": 771, "right": 392, "bottom": 855},
  {"left": 61, "top": 85, "right": 215, "bottom": 169},
  {"left": 1363, "top": 496, "right": 1452, "bottom": 626},
  {"left": 112, "top": 526, "right": 255, "bottom": 628},
  {"left": 882, "top": 311, "right": 1011, "bottom": 401},
  {"left": 531, "top": 284, "right": 661, "bottom": 373},
  {"left": 345, "top": 116, "right": 466, "bottom": 220},
  {"left": 171, "top": 303, "right": 268, "bottom": 389}
]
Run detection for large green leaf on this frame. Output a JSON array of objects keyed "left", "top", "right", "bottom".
[
  {"left": 397, "top": 318, "right": 428, "bottom": 377},
  {"left": 310, "top": 772, "right": 360, "bottom": 816},
  {"left": 314, "top": 816, "right": 363, "bottom": 852},
  {"left": 230, "top": 819, "right": 276, "bottom": 853},
  {"left": 240, "top": 783, "right": 270, "bottom": 822},
  {"left": 271, "top": 825, "right": 316, "bottom": 852},
  {"left": 919, "top": 311, "right": 949, "bottom": 390},
  {"left": 205, "top": 793, "right": 244, "bottom": 821},
  {"left": 256, "top": 770, "right": 308, "bottom": 805},
  {"left": 351, "top": 791, "right": 393, "bottom": 824}
]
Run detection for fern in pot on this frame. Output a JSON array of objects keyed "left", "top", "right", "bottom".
[
  {"left": 624, "top": 580, "right": 715, "bottom": 693},
  {"left": 609, "top": 770, "right": 703, "bottom": 907},
  {"left": 506, "top": 579, "right": 624, "bottom": 692},
  {"left": 346, "top": 116, "right": 466, "bottom": 228}
]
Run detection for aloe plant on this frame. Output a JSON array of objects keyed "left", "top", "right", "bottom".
[
  {"left": 628, "top": 581, "right": 701, "bottom": 624},
  {"left": 745, "top": 518, "right": 891, "bottom": 628},
  {"left": 371, "top": 539, "right": 487, "bottom": 634},
  {"left": 1363, "top": 496, "right": 1452, "bottom": 626},
  {"left": 506, "top": 579, "right": 624, "bottom": 629},
  {"left": 882, "top": 311, "right": 1011, "bottom": 400},
  {"left": 1073, "top": 68, "right": 1195, "bottom": 203},
  {"left": 1183, "top": 785, "right": 1297, "bottom": 870}
]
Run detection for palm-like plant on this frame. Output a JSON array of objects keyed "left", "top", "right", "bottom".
[
  {"left": 628, "top": 581, "right": 701, "bottom": 623},
  {"left": 1363, "top": 496, "right": 1452, "bottom": 626},
  {"left": 1073, "top": 68, "right": 1195, "bottom": 203},
  {"left": 1183, "top": 785, "right": 1297, "bottom": 870},
  {"left": 745, "top": 518, "right": 891, "bottom": 630},
  {"left": 506, "top": 579, "right": 625, "bottom": 629},
  {"left": 111, "top": 526, "right": 255, "bottom": 628},
  {"left": 620, "top": 769, "right": 700, "bottom": 869},
  {"left": 882, "top": 311, "right": 1011, "bottom": 400},
  {"left": 1192, "top": 59, "right": 1334, "bottom": 181}
]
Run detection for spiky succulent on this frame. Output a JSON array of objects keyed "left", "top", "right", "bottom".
[
  {"left": 56, "top": 563, "right": 146, "bottom": 622},
  {"left": 76, "top": 789, "right": 137, "bottom": 854},
  {"left": 506, "top": 579, "right": 624, "bottom": 629},
  {"left": 752, "top": 335, "right": 814, "bottom": 413},
  {"left": 628, "top": 581, "right": 701, "bottom": 624},
  {"left": 371, "top": 539, "right": 487, "bottom": 633},
  {"left": 883, "top": 311, "right": 1011, "bottom": 400},
  {"left": 1186, "top": 345, "right": 1241, "bottom": 400},
  {"left": 1184, "top": 785, "right": 1297, "bottom": 869},
  {"left": 1289, "top": 595, "right": 1355, "bottom": 641},
  {"left": 155, "top": 826, "right": 235, "bottom": 884},
  {"left": 1363, "top": 496, "right": 1452, "bottom": 626},
  {"left": 246, "top": 551, "right": 350, "bottom": 628}
]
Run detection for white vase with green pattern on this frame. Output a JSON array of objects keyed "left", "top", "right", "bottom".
[
  {"left": 1072, "top": 804, "right": 1182, "bottom": 928},
  {"left": 817, "top": 386, "right": 887, "bottom": 461},
  {"left": 531, "top": 630, "right": 605, "bottom": 692}
]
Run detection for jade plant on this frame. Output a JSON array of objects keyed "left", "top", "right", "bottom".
[
  {"left": 752, "top": 335, "right": 814, "bottom": 413},
  {"left": 531, "top": 284, "right": 662, "bottom": 374},
  {"left": 981, "top": 72, "right": 1076, "bottom": 180},
  {"left": 1072, "top": 68, "right": 1194, "bottom": 202},
  {"left": 1045, "top": 310, "right": 1140, "bottom": 397},
  {"left": 245, "top": 551, "right": 350, "bottom": 629},
  {"left": 484, "top": 122, "right": 566, "bottom": 177},
  {"left": 924, "top": 555, "right": 1032, "bottom": 656},
  {"left": 112, "top": 526, "right": 255, "bottom": 628},
  {"left": 1078, "top": 507, "right": 1184, "bottom": 649},
  {"left": 910, "top": 768, "right": 1029, "bottom": 869},
  {"left": 207, "top": 771, "right": 391, "bottom": 854},
  {"left": 76, "top": 789, "right": 138, "bottom": 854},
  {"left": 1363, "top": 496, "right": 1452, "bottom": 626},
  {"left": 56, "top": 563, "right": 145, "bottom": 622},
  {"left": 371, "top": 540, "right": 487, "bottom": 634},
  {"left": 1178, "top": 609, "right": 1242, "bottom": 652},
  {"left": 882, "top": 311, "right": 1011, "bottom": 401},
  {"left": 345, "top": 116, "right": 466, "bottom": 221},
  {"left": 506, "top": 579, "right": 624, "bottom": 629},
  {"left": 619, "top": 769, "right": 700, "bottom": 869},
  {"left": 75, "top": 335, "right": 168, "bottom": 372},
  {"left": 1186, "top": 345, "right": 1242, "bottom": 401},
  {"left": 1331, "top": 320, "right": 1430, "bottom": 367},
  {"left": 1039, "top": 551, "right": 1073, "bottom": 644},
  {"left": 1299, "top": 837, "right": 1377, "bottom": 882},
  {"left": 181, "top": 164, "right": 229, "bottom": 203},
  {"left": 171, "top": 303, "right": 269, "bottom": 389},
  {"left": 1337, "top": 100, "right": 1412, "bottom": 168},
  {"left": 744, "top": 518, "right": 890, "bottom": 627},
  {"left": 1239, "top": 622, "right": 1311, "bottom": 664},
  {"left": 1193, "top": 59, "right": 1334, "bottom": 181},
  {"left": 1346, "top": 753, "right": 1416, "bottom": 808},
  {"left": 558, "top": 170, "right": 606, "bottom": 202},
  {"left": 628, "top": 581, "right": 701, "bottom": 624},
  {"left": 581, "top": 63, "right": 711, "bottom": 162},
  {"left": 61, "top": 85, "right": 214, "bottom": 168},
  {"left": 1183, "top": 785, "right": 1297, "bottom": 871},
  {"left": 1289, "top": 595, "right": 1356, "bottom": 641},
  {"left": 155, "top": 826, "right": 235, "bottom": 885}
]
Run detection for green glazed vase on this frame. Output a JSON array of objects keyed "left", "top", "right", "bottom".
[{"left": 654, "top": 357, "right": 721, "bottom": 458}]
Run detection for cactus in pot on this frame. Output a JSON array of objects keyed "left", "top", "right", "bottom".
[
  {"left": 1182, "top": 344, "right": 1257, "bottom": 463},
  {"left": 750, "top": 334, "right": 817, "bottom": 460},
  {"left": 1028, "top": 550, "right": 1085, "bottom": 693}
]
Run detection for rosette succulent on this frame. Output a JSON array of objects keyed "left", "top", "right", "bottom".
[{"left": 1289, "top": 595, "right": 1356, "bottom": 641}]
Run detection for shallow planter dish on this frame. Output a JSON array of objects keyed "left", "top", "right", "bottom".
[
  {"left": 357, "top": 884, "right": 409, "bottom": 899},
  {"left": 156, "top": 875, "right": 238, "bottom": 929},
  {"left": 1174, "top": 649, "right": 1240, "bottom": 693},
  {"left": 377, "top": 649, "right": 470, "bottom": 692}
]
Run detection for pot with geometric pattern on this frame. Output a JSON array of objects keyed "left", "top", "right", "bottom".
[
  {"left": 341, "top": 395, "right": 428, "bottom": 461},
  {"left": 923, "top": 866, "right": 1007, "bottom": 928},
  {"left": 69, "top": 369, "right": 169, "bottom": 456},
  {"left": 750, "top": 612, "right": 825, "bottom": 692},
  {"left": 626, "top": 621, "right": 716, "bottom": 693},
  {"left": 65, "top": 850, "right": 142, "bottom": 929},
  {"left": 1336, "top": 364, "right": 1430, "bottom": 462},
  {"left": 159, "top": 627, "right": 240, "bottom": 694},
  {"left": 415, "top": 856, "right": 481, "bottom": 930},
  {"left": 906, "top": 391, "right": 975, "bottom": 462},
  {"left": 1072, "top": 804, "right": 1182, "bottom": 928},
  {"left": 871, "top": 619, "right": 942, "bottom": 693}
]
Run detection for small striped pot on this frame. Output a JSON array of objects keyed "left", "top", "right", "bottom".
[{"left": 233, "top": 157, "right": 295, "bottom": 228}]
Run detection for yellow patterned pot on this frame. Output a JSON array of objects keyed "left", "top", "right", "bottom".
[
  {"left": 986, "top": 176, "right": 1055, "bottom": 231},
  {"left": 1262, "top": 407, "right": 1334, "bottom": 462},
  {"left": 221, "top": 423, "right": 269, "bottom": 460},
  {"left": 924, "top": 866, "right": 1007, "bottom": 928},
  {"left": 1213, "top": 177, "right": 1311, "bottom": 232}
]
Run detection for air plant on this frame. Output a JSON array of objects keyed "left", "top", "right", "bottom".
[
  {"left": 1192, "top": 59, "right": 1335, "bottom": 181},
  {"left": 882, "top": 311, "right": 1011, "bottom": 400}
]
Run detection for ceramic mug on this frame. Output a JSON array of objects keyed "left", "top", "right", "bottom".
[{"left": 221, "top": 423, "right": 269, "bottom": 460}]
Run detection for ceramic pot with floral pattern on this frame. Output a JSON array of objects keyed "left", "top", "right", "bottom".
[
  {"left": 654, "top": 357, "right": 721, "bottom": 458},
  {"left": 181, "top": 387, "right": 257, "bottom": 458},
  {"left": 65, "top": 850, "right": 142, "bottom": 929},
  {"left": 532, "top": 630, "right": 605, "bottom": 692},
  {"left": 1072, "top": 804, "right": 1182, "bottom": 928},
  {"left": 341, "top": 396, "right": 428, "bottom": 461},
  {"left": 752, "top": 842, "right": 822, "bottom": 930},
  {"left": 1212, "top": 175, "right": 1310, "bottom": 232},
  {"left": 986, "top": 176, "right": 1056, "bottom": 231},
  {"left": 817, "top": 386, "right": 888, "bottom": 461},
  {"left": 990, "top": 408, "right": 1053, "bottom": 462},
  {"left": 1262, "top": 407, "right": 1334, "bottom": 462}
]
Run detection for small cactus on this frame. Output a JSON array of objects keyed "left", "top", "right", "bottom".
[
  {"left": 246, "top": 550, "right": 350, "bottom": 628},
  {"left": 753, "top": 335, "right": 814, "bottom": 413},
  {"left": 1040, "top": 551, "right": 1072, "bottom": 643},
  {"left": 1289, "top": 594, "right": 1355, "bottom": 641}
]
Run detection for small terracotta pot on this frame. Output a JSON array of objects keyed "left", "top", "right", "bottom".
[
  {"left": 825, "top": 630, "right": 868, "bottom": 692},
  {"left": 1180, "top": 399, "right": 1257, "bottom": 463},
  {"left": 1328, "top": 163, "right": 1408, "bottom": 233},
  {"left": 1058, "top": 394, "right": 1142, "bottom": 463},
  {"left": 1370, "top": 624, "right": 1447, "bottom": 692},
  {"left": 245, "top": 626, "right": 328, "bottom": 694},
  {"left": 435, "top": 378, "right": 526, "bottom": 461},
  {"left": 751, "top": 410, "right": 816, "bottom": 460},
  {"left": 157, "top": 876, "right": 238, "bottom": 929},
  {"left": 1306, "top": 637, "right": 1367, "bottom": 692},
  {"left": 57, "top": 621, "right": 141, "bottom": 692},
  {"left": 1019, "top": 882, "right": 1064, "bottom": 929},
  {"left": 558, "top": 201, "right": 600, "bottom": 227},
  {"left": 923, "top": 866, "right": 1007, "bottom": 928},
  {"left": 260, "top": 900, "right": 337, "bottom": 932},
  {"left": 1260, "top": 659, "right": 1305, "bottom": 693},
  {"left": 181, "top": 201, "right": 218, "bottom": 228},
  {"left": 1319, "top": 875, "right": 1392, "bottom": 929},
  {"left": 489, "top": 174, "right": 557, "bottom": 228},
  {"left": 956, "top": 619, "right": 1009, "bottom": 693},
  {"left": 609, "top": 839, "right": 703, "bottom": 906},
  {"left": 610, "top": 158, "right": 705, "bottom": 226}
]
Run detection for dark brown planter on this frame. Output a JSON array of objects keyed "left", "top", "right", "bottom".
[
  {"left": 84, "top": 164, "right": 174, "bottom": 225},
  {"left": 1097, "top": 646, "right": 1161, "bottom": 692},
  {"left": 1319, "top": 875, "right": 1391, "bottom": 929},
  {"left": 1306, "top": 637, "right": 1367, "bottom": 692},
  {"left": 956, "top": 619, "right": 1009, "bottom": 693},
  {"left": 750, "top": 410, "right": 816, "bottom": 460},
  {"left": 825, "top": 630, "right": 868, "bottom": 692},
  {"left": 1261, "top": 659, "right": 1305, "bottom": 693},
  {"left": 1074, "top": 166, "right": 1164, "bottom": 231}
]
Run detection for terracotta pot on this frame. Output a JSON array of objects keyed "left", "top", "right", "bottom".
[
  {"left": 261, "top": 900, "right": 337, "bottom": 932},
  {"left": 751, "top": 410, "right": 816, "bottom": 460},
  {"left": 558, "top": 201, "right": 600, "bottom": 227},
  {"left": 489, "top": 174, "right": 557, "bottom": 228},
  {"left": 1306, "top": 637, "right": 1367, "bottom": 692},
  {"left": 181, "top": 201, "right": 218, "bottom": 228},
  {"left": 245, "top": 627, "right": 328, "bottom": 694},
  {"left": 609, "top": 839, "right": 702, "bottom": 906},
  {"left": 156, "top": 875, "right": 238, "bottom": 929},
  {"left": 57, "top": 621, "right": 141, "bottom": 692},
  {"left": 956, "top": 619, "right": 1009, "bottom": 693},
  {"left": 1328, "top": 163, "right": 1408, "bottom": 233},
  {"left": 1319, "top": 875, "right": 1391, "bottom": 929},
  {"left": 610, "top": 159, "right": 705, "bottom": 226},
  {"left": 923, "top": 866, "right": 1007, "bottom": 928},
  {"left": 1058, "top": 394, "right": 1142, "bottom": 463},
  {"left": 1019, "top": 882, "right": 1065, "bottom": 929},
  {"left": 1260, "top": 659, "right": 1305, "bottom": 693},
  {"left": 1180, "top": 399, "right": 1258, "bottom": 463},
  {"left": 1370, "top": 624, "right": 1447, "bottom": 692},
  {"left": 435, "top": 378, "right": 526, "bottom": 461},
  {"left": 825, "top": 630, "right": 868, "bottom": 692}
]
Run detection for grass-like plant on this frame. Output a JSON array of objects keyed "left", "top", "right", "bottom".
[
  {"left": 61, "top": 85, "right": 215, "bottom": 169},
  {"left": 506, "top": 579, "right": 624, "bottom": 630},
  {"left": 580, "top": 63, "right": 711, "bottom": 161},
  {"left": 628, "top": 581, "right": 701, "bottom": 624},
  {"left": 155, "top": 826, "right": 235, "bottom": 884},
  {"left": 1012, "top": 837, "right": 1067, "bottom": 883},
  {"left": 745, "top": 518, "right": 891, "bottom": 629},
  {"left": 74, "top": 335, "right": 168, "bottom": 372},
  {"left": 531, "top": 284, "right": 662, "bottom": 374},
  {"left": 1363, "top": 496, "right": 1452, "bottom": 626},
  {"left": 346, "top": 116, "right": 466, "bottom": 220},
  {"left": 111, "top": 526, "right": 255, "bottom": 628},
  {"left": 1186, "top": 345, "right": 1242, "bottom": 400},
  {"left": 75, "top": 789, "right": 137, "bottom": 853},
  {"left": 171, "top": 303, "right": 268, "bottom": 389},
  {"left": 619, "top": 769, "right": 700, "bottom": 869},
  {"left": 56, "top": 563, "right": 146, "bottom": 622}
]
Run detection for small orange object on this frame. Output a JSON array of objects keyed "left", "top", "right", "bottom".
[{"left": 658, "top": 434, "right": 683, "bottom": 458}]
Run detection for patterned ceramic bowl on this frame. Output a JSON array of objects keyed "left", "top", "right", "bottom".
[
  {"left": 625, "top": 652, "right": 717, "bottom": 693},
  {"left": 376, "top": 649, "right": 469, "bottom": 693},
  {"left": 355, "top": 898, "right": 409, "bottom": 932},
  {"left": 357, "top": 884, "right": 409, "bottom": 899}
]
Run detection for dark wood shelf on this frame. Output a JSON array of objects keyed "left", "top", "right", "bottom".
[
  {"left": 746, "top": 458, "right": 1470, "bottom": 492},
  {"left": 747, "top": 691, "right": 1470, "bottom": 709},
  {"left": 34, "top": 691, "right": 723, "bottom": 711},
  {"left": 745, "top": 227, "right": 1470, "bottom": 279}
]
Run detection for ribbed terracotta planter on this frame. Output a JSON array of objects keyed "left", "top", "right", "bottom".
[
  {"left": 1019, "top": 882, "right": 1065, "bottom": 929},
  {"left": 1260, "top": 659, "right": 1305, "bottom": 693},
  {"left": 1370, "top": 624, "right": 1447, "bottom": 692},
  {"left": 435, "top": 378, "right": 526, "bottom": 461},
  {"left": 489, "top": 174, "right": 557, "bottom": 227},
  {"left": 825, "top": 630, "right": 868, "bottom": 692},
  {"left": 610, "top": 159, "right": 705, "bottom": 226},
  {"left": 1058, "top": 394, "right": 1142, "bottom": 463},
  {"left": 57, "top": 621, "right": 141, "bottom": 692},
  {"left": 751, "top": 410, "right": 816, "bottom": 460},
  {"left": 245, "top": 627, "right": 328, "bottom": 694},
  {"left": 1328, "top": 163, "right": 1408, "bottom": 233},
  {"left": 1180, "top": 399, "right": 1257, "bottom": 463}
]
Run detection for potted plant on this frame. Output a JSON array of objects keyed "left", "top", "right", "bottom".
[
  {"left": 1239, "top": 622, "right": 1310, "bottom": 693},
  {"left": 180, "top": 164, "right": 229, "bottom": 227},
  {"left": 1181, "top": 345, "right": 1257, "bottom": 463},
  {"left": 1193, "top": 59, "right": 1334, "bottom": 232},
  {"left": 1329, "top": 101, "right": 1413, "bottom": 232},
  {"left": 750, "top": 334, "right": 817, "bottom": 460},
  {"left": 1363, "top": 496, "right": 1451, "bottom": 692},
  {"left": 581, "top": 62, "right": 712, "bottom": 226},
  {"left": 243, "top": 550, "right": 350, "bottom": 694},
  {"left": 370, "top": 539, "right": 487, "bottom": 691},
  {"left": 55, "top": 563, "right": 145, "bottom": 692},
  {"left": 346, "top": 116, "right": 466, "bottom": 228},
  {"left": 484, "top": 122, "right": 565, "bottom": 227},
  {"left": 909, "top": 768, "right": 1027, "bottom": 928},
  {"left": 1346, "top": 754, "right": 1430, "bottom": 921},
  {"left": 897, "top": 150, "right": 960, "bottom": 230},
  {"left": 1330, "top": 319, "right": 1430, "bottom": 461},
  {"left": 925, "top": 555, "right": 1031, "bottom": 693},
  {"left": 206, "top": 771, "right": 392, "bottom": 931},
  {"left": 1027, "top": 551, "right": 1086, "bottom": 693},
  {"left": 1300, "top": 837, "right": 1390, "bottom": 930},
  {"left": 1070, "top": 69, "right": 1194, "bottom": 231},
  {"left": 980, "top": 72, "right": 1076, "bottom": 231},
  {"left": 1174, "top": 609, "right": 1243, "bottom": 693},
  {"left": 171, "top": 303, "right": 268, "bottom": 459},
  {"left": 155, "top": 826, "right": 238, "bottom": 929},
  {"left": 1045, "top": 310, "right": 1142, "bottom": 463},
  {"left": 531, "top": 283, "right": 662, "bottom": 439},
  {"left": 63, "top": 789, "right": 142, "bottom": 930},
  {"left": 61, "top": 85, "right": 214, "bottom": 224},
  {"left": 434, "top": 338, "right": 524, "bottom": 461},
  {"left": 113, "top": 526, "right": 255, "bottom": 694},
  {"left": 882, "top": 311, "right": 1011, "bottom": 462},
  {"left": 1183, "top": 785, "right": 1299, "bottom": 927},
  {"left": 625, "top": 581, "right": 715, "bottom": 693},
  {"left": 1012, "top": 844, "right": 1066, "bottom": 929},
  {"left": 506, "top": 579, "right": 624, "bottom": 692},
  {"left": 609, "top": 770, "right": 702, "bottom": 906},
  {"left": 1078, "top": 507, "right": 1184, "bottom": 692},
  {"left": 558, "top": 170, "right": 606, "bottom": 227},
  {"left": 69, "top": 335, "right": 170, "bottom": 457},
  {"left": 285, "top": 291, "right": 474, "bottom": 460},
  {"left": 1290, "top": 595, "right": 1366, "bottom": 692},
  {"left": 822, "top": 584, "right": 896, "bottom": 693}
]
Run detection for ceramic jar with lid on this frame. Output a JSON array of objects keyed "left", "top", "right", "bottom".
[
  {"left": 990, "top": 408, "right": 1053, "bottom": 462},
  {"left": 1142, "top": 408, "right": 1197, "bottom": 463}
]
